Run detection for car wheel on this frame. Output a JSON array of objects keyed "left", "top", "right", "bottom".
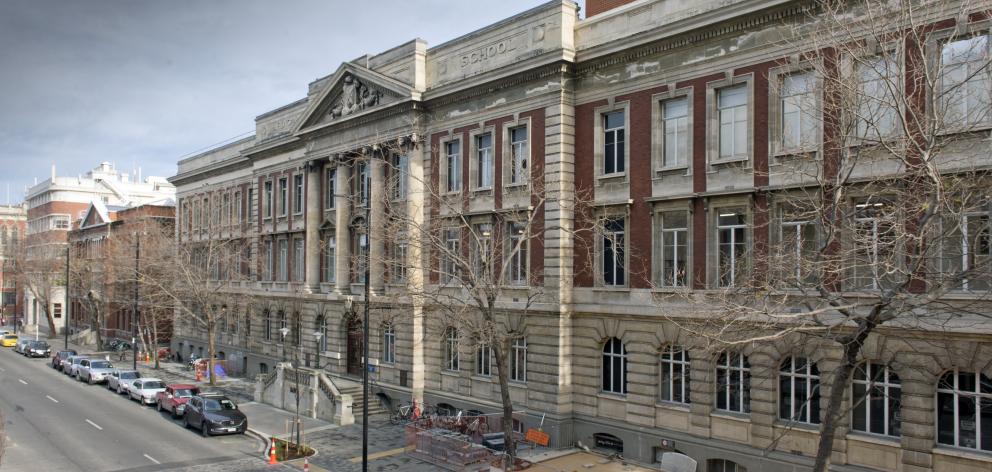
[
  {"left": 170, "top": 407, "right": 178, "bottom": 419},
  {"left": 156, "top": 401, "right": 162, "bottom": 412},
  {"left": 87, "top": 375, "right": 93, "bottom": 385},
  {"left": 201, "top": 422, "right": 210, "bottom": 437},
  {"left": 183, "top": 415, "right": 190, "bottom": 429},
  {"left": 116, "top": 385, "right": 122, "bottom": 395}
]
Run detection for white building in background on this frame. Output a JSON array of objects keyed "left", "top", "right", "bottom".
[{"left": 22, "top": 162, "right": 175, "bottom": 335}]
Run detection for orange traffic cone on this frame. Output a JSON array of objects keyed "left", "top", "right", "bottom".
[
  {"left": 303, "top": 457, "right": 310, "bottom": 472},
  {"left": 268, "top": 438, "right": 278, "bottom": 464}
]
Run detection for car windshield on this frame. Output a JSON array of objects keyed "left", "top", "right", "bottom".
[
  {"left": 33, "top": 342, "right": 49, "bottom": 349},
  {"left": 203, "top": 398, "right": 237, "bottom": 411},
  {"left": 90, "top": 361, "right": 112, "bottom": 369},
  {"left": 73, "top": 358, "right": 86, "bottom": 364},
  {"left": 121, "top": 371, "right": 140, "bottom": 379},
  {"left": 142, "top": 381, "right": 165, "bottom": 389},
  {"left": 3, "top": 335, "right": 16, "bottom": 340},
  {"left": 174, "top": 388, "right": 198, "bottom": 398}
]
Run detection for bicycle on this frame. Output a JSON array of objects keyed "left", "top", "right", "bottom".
[{"left": 389, "top": 403, "right": 416, "bottom": 425}]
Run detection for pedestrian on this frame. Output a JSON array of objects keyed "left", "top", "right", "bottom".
[{"left": 118, "top": 348, "right": 126, "bottom": 362}]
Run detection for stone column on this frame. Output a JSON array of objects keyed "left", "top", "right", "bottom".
[
  {"left": 369, "top": 157, "right": 386, "bottom": 294},
  {"left": 334, "top": 161, "right": 352, "bottom": 293},
  {"left": 304, "top": 161, "right": 322, "bottom": 293}
]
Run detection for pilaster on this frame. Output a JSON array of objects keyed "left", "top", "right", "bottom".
[
  {"left": 334, "top": 161, "right": 352, "bottom": 294},
  {"left": 304, "top": 160, "right": 322, "bottom": 292},
  {"left": 369, "top": 157, "right": 386, "bottom": 294}
]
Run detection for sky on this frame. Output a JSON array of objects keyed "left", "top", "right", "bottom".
[{"left": 0, "top": 0, "right": 581, "bottom": 204}]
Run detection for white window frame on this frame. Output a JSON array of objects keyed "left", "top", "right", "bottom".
[
  {"left": 264, "top": 181, "right": 273, "bottom": 219},
  {"left": 851, "top": 51, "right": 902, "bottom": 142},
  {"left": 445, "top": 139, "right": 461, "bottom": 194},
  {"left": 278, "top": 177, "right": 288, "bottom": 217},
  {"left": 770, "top": 68, "right": 821, "bottom": 156},
  {"left": 277, "top": 239, "right": 288, "bottom": 282},
  {"left": 851, "top": 362, "right": 901, "bottom": 437},
  {"left": 658, "top": 210, "right": 688, "bottom": 288},
  {"left": 292, "top": 238, "right": 304, "bottom": 282},
  {"left": 602, "top": 110, "right": 626, "bottom": 175},
  {"left": 475, "top": 342, "right": 493, "bottom": 377},
  {"left": 509, "top": 125, "right": 528, "bottom": 185},
  {"left": 324, "top": 236, "right": 336, "bottom": 283},
  {"left": 442, "top": 228, "right": 460, "bottom": 284},
  {"left": 661, "top": 97, "right": 689, "bottom": 169},
  {"left": 717, "top": 85, "right": 749, "bottom": 162},
  {"left": 937, "top": 369, "right": 992, "bottom": 451},
  {"left": 510, "top": 337, "right": 527, "bottom": 383},
  {"left": 507, "top": 222, "right": 528, "bottom": 285},
  {"left": 938, "top": 32, "right": 992, "bottom": 131},
  {"left": 659, "top": 346, "right": 690, "bottom": 404},
  {"left": 293, "top": 174, "right": 304, "bottom": 215},
  {"left": 326, "top": 168, "right": 336, "bottom": 209},
  {"left": 392, "top": 154, "right": 409, "bottom": 200},
  {"left": 602, "top": 337, "right": 627, "bottom": 395},
  {"left": 472, "top": 223, "right": 493, "bottom": 280},
  {"left": 443, "top": 327, "right": 459, "bottom": 372},
  {"left": 601, "top": 216, "right": 626, "bottom": 287},
  {"left": 382, "top": 324, "right": 395, "bottom": 364},
  {"left": 716, "top": 351, "right": 751, "bottom": 413},
  {"left": 473, "top": 132, "right": 494, "bottom": 190},
  {"left": 716, "top": 208, "right": 747, "bottom": 288},
  {"left": 779, "top": 356, "right": 820, "bottom": 425}
]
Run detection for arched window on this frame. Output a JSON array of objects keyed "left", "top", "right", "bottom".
[
  {"left": 317, "top": 316, "right": 328, "bottom": 352},
  {"left": 278, "top": 311, "right": 287, "bottom": 342},
  {"left": 263, "top": 309, "right": 271, "bottom": 341},
  {"left": 442, "top": 327, "right": 459, "bottom": 371},
  {"left": 259, "top": 363, "right": 268, "bottom": 375},
  {"left": 779, "top": 356, "right": 820, "bottom": 424},
  {"left": 716, "top": 351, "right": 751, "bottom": 413},
  {"left": 660, "top": 346, "right": 690, "bottom": 404},
  {"left": 937, "top": 370, "right": 992, "bottom": 451},
  {"left": 708, "top": 459, "right": 746, "bottom": 472},
  {"left": 602, "top": 337, "right": 627, "bottom": 394},
  {"left": 382, "top": 323, "right": 395, "bottom": 364},
  {"left": 851, "top": 362, "right": 900, "bottom": 436}
]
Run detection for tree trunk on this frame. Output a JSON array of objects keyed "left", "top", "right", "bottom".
[
  {"left": 152, "top": 311, "right": 160, "bottom": 369},
  {"left": 812, "top": 321, "right": 876, "bottom": 472},
  {"left": 93, "top": 307, "right": 103, "bottom": 350},
  {"left": 207, "top": 319, "right": 217, "bottom": 386},
  {"left": 44, "top": 305, "right": 56, "bottom": 340},
  {"left": 493, "top": 339, "right": 516, "bottom": 471}
]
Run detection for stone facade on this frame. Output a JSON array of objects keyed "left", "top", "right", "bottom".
[
  {"left": 169, "top": 1, "right": 992, "bottom": 471},
  {"left": 0, "top": 203, "right": 26, "bottom": 325}
]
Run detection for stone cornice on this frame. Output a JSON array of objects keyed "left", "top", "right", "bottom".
[{"left": 425, "top": 61, "right": 571, "bottom": 110}]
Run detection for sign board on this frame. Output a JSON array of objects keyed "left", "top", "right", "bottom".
[
  {"left": 525, "top": 428, "right": 550, "bottom": 447},
  {"left": 659, "top": 438, "right": 675, "bottom": 451},
  {"left": 592, "top": 433, "right": 623, "bottom": 452}
]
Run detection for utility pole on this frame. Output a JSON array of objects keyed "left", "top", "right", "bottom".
[
  {"left": 64, "top": 245, "right": 69, "bottom": 349},
  {"left": 132, "top": 238, "right": 139, "bottom": 370},
  {"left": 362, "top": 164, "right": 371, "bottom": 472}
]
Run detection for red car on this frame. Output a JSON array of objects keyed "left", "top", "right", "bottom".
[{"left": 156, "top": 384, "right": 200, "bottom": 418}]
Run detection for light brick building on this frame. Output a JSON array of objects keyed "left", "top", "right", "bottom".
[
  {"left": 169, "top": 1, "right": 992, "bottom": 471},
  {"left": 0, "top": 203, "right": 26, "bottom": 325}
]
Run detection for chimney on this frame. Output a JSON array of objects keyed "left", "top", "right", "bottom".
[
  {"left": 51, "top": 164, "right": 56, "bottom": 180},
  {"left": 585, "top": 0, "right": 640, "bottom": 18}
]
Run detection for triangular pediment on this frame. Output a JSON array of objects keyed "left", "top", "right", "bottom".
[
  {"left": 79, "top": 202, "right": 110, "bottom": 229},
  {"left": 295, "top": 63, "right": 416, "bottom": 133}
]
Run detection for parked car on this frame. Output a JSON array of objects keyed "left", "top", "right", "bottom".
[
  {"left": 0, "top": 328, "right": 13, "bottom": 337},
  {"left": 182, "top": 393, "right": 247, "bottom": 436},
  {"left": 108, "top": 369, "right": 142, "bottom": 394},
  {"left": 128, "top": 378, "right": 166, "bottom": 405},
  {"left": 76, "top": 359, "right": 115, "bottom": 384},
  {"left": 156, "top": 384, "right": 200, "bottom": 418},
  {"left": 25, "top": 340, "right": 51, "bottom": 358},
  {"left": 14, "top": 338, "right": 32, "bottom": 354},
  {"left": 63, "top": 355, "right": 89, "bottom": 377},
  {"left": 52, "top": 350, "right": 77, "bottom": 370},
  {"left": 1, "top": 334, "right": 18, "bottom": 347}
]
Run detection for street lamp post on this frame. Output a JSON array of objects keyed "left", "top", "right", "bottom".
[
  {"left": 279, "top": 326, "right": 290, "bottom": 362},
  {"left": 64, "top": 245, "right": 70, "bottom": 349},
  {"left": 132, "top": 238, "right": 140, "bottom": 370},
  {"left": 362, "top": 169, "right": 371, "bottom": 472},
  {"left": 313, "top": 331, "right": 323, "bottom": 369}
]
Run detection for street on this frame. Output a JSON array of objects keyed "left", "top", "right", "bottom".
[{"left": 0, "top": 346, "right": 262, "bottom": 471}]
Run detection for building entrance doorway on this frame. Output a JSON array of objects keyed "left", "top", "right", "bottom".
[{"left": 346, "top": 316, "right": 363, "bottom": 377}]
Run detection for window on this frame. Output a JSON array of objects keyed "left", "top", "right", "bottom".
[
  {"left": 779, "top": 356, "right": 820, "bottom": 424},
  {"left": 247, "top": 188, "right": 255, "bottom": 222},
  {"left": 511, "top": 337, "right": 527, "bottom": 382},
  {"left": 659, "top": 346, "right": 690, "bottom": 404},
  {"left": 716, "top": 351, "right": 751, "bottom": 413},
  {"left": 603, "top": 217, "right": 625, "bottom": 286},
  {"left": 293, "top": 312, "right": 302, "bottom": 346},
  {"left": 222, "top": 193, "right": 231, "bottom": 225},
  {"left": 392, "top": 243, "right": 407, "bottom": 283},
  {"left": 293, "top": 174, "right": 304, "bottom": 214},
  {"left": 442, "top": 228, "right": 460, "bottom": 283},
  {"left": 357, "top": 162, "right": 369, "bottom": 206},
  {"left": 278, "top": 178, "right": 288, "bottom": 217},
  {"left": 53, "top": 303, "right": 62, "bottom": 319},
  {"left": 944, "top": 212, "right": 992, "bottom": 291},
  {"left": 245, "top": 311, "right": 251, "bottom": 337},
  {"left": 393, "top": 155, "right": 408, "bottom": 200},
  {"left": 476, "top": 133, "right": 493, "bottom": 189},
  {"left": 264, "top": 239, "right": 274, "bottom": 280},
  {"left": 780, "top": 71, "right": 818, "bottom": 151},
  {"left": 780, "top": 206, "right": 817, "bottom": 284},
  {"left": 510, "top": 126, "right": 528, "bottom": 184},
  {"left": 278, "top": 239, "right": 288, "bottom": 281},
  {"left": 603, "top": 111, "right": 625, "bottom": 174},
  {"left": 475, "top": 342, "right": 492, "bottom": 376},
  {"left": 472, "top": 223, "right": 492, "bottom": 280},
  {"left": 278, "top": 311, "right": 287, "bottom": 341},
  {"left": 507, "top": 222, "right": 528, "bottom": 285},
  {"left": 235, "top": 191, "right": 242, "bottom": 223},
  {"left": 937, "top": 370, "right": 992, "bottom": 451},
  {"left": 708, "top": 459, "right": 746, "bottom": 472},
  {"left": 382, "top": 323, "right": 395, "bottom": 364},
  {"left": 856, "top": 55, "right": 900, "bottom": 139},
  {"left": 662, "top": 98, "right": 688, "bottom": 168},
  {"left": 941, "top": 35, "right": 991, "bottom": 129},
  {"left": 355, "top": 233, "right": 368, "bottom": 283},
  {"left": 717, "top": 210, "right": 747, "bottom": 287},
  {"left": 718, "top": 85, "right": 748, "bottom": 161},
  {"left": 263, "top": 310, "right": 272, "bottom": 341},
  {"left": 292, "top": 238, "right": 304, "bottom": 282},
  {"left": 852, "top": 199, "right": 896, "bottom": 290},
  {"left": 443, "top": 327, "right": 459, "bottom": 371},
  {"left": 317, "top": 316, "right": 328, "bottom": 351},
  {"left": 852, "top": 362, "right": 901, "bottom": 437},
  {"left": 324, "top": 236, "right": 336, "bottom": 283},
  {"left": 264, "top": 181, "right": 273, "bottom": 218},
  {"left": 446, "top": 140, "right": 461, "bottom": 193},
  {"left": 326, "top": 168, "right": 336, "bottom": 209},
  {"left": 660, "top": 211, "right": 688, "bottom": 287},
  {"left": 602, "top": 337, "right": 627, "bottom": 394}
]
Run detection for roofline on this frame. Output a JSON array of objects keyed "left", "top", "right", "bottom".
[{"left": 428, "top": 0, "right": 575, "bottom": 53}]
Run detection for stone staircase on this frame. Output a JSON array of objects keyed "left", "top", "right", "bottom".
[{"left": 338, "top": 383, "right": 388, "bottom": 418}]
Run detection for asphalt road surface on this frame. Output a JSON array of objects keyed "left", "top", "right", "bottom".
[{"left": 0, "top": 345, "right": 261, "bottom": 471}]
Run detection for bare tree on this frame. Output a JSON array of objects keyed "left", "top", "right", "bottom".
[
  {"left": 654, "top": 1, "right": 992, "bottom": 470},
  {"left": 15, "top": 247, "right": 64, "bottom": 337}
]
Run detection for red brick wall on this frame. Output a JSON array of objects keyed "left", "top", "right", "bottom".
[
  {"left": 521, "top": 108, "right": 546, "bottom": 286},
  {"left": 573, "top": 99, "right": 607, "bottom": 288},
  {"left": 585, "top": 0, "right": 639, "bottom": 17}
]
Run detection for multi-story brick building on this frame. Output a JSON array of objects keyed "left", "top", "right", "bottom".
[
  {"left": 67, "top": 199, "right": 175, "bottom": 342},
  {"left": 0, "top": 203, "right": 26, "bottom": 326},
  {"left": 169, "top": 1, "right": 992, "bottom": 471},
  {"left": 23, "top": 162, "right": 174, "bottom": 334}
]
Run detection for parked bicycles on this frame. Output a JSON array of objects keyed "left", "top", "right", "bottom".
[{"left": 389, "top": 403, "right": 418, "bottom": 425}]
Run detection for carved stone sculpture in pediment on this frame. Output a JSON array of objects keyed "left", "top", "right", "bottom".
[{"left": 329, "top": 73, "right": 382, "bottom": 119}]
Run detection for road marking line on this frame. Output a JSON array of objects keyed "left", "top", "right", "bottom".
[
  {"left": 143, "top": 454, "right": 160, "bottom": 464},
  {"left": 85, "top": 419, "right": 103, "bottom": 430},
  {"left": 45, "top": 395, "right": 58, "bottom": 403},
  {"left": 17, "top": 379, "right": 27, "bottom": 385}
]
